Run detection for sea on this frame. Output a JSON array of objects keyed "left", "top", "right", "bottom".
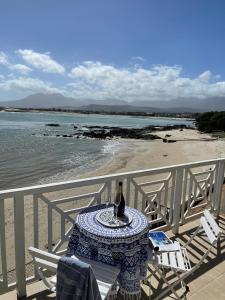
[{"left": 0, "top": 111, "right": 193, "bottom": 190}]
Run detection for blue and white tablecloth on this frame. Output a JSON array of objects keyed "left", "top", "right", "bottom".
[{"left": 66, "top": 204, "right": 149, "bottom": 298}]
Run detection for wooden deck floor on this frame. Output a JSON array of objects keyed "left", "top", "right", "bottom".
[
  {"left": 1, "top": 214, "right": 225, "bottom": 300},
  {"left": 141, "top": 213, "right": 225, "bottom": 300}
]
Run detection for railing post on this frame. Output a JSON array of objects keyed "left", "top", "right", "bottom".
[
  {"left": 14, "top": 193, "right": 26, "bottom": 298},
  {"left": 172, "top": 168, "right": 184, "bottom": 234},
  {"left": 0, "top": 198, "right": 8, "bottom": 288},
  {"left": 214, "top": 160, "right": 225, "bottom": 216},
  {"left": 221, "top": 184, "right": 225, "bottom": 214}
]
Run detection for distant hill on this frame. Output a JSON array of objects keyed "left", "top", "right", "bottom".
[
  {"left": 0, "top": 93, "right": 127, "bottom": 109},
  {"left": 0, "top": 93, "right": 81, "bottom": 108},
  {"left": 131, "top": 97, "right": 225, "bottom": 111},
  {"left": 1, "top": 92, "right": 225, "bottom": 113},
  {"left": 76, "top": 104, "right": 197, "bottom": 114}
]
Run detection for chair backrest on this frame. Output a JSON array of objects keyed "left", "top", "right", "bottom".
[
  {"left": 57, "top": 256, "right": 102, "bottom": 300},
  {"left": 200, "top": 210, "right": 222, "bottom": 245},
  {"left": 29, "top": 246, "right": 60, "bottom": 291},
  {"left": 29, "top": 246, "right": 59, "bottom": 272},
  {"left": 29, "top": 246, "right": 120, "bottom": 299}
]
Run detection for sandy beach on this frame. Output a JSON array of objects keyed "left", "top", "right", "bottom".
[{"left": 80, "top": 128, "right": 224, "bottom": 178}]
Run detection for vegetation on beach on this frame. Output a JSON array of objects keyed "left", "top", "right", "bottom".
[{"left": 196, "top": 111, "right": 225, "bottom": 133}]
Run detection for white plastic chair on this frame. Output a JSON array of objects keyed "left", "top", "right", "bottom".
[
  {"left": 29, "top": 246, "right": 120, "bottom": 300},
  {"left": 146, "top": 210, "right": 222, "bottom": 300}
]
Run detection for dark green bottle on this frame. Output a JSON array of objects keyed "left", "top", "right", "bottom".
[{"left": 114, "top": 181, "right": 125, "bottom": 217}]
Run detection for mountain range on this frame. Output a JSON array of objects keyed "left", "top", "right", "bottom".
[{"left": 1, "top": 93, "right": 225, "bottom": 113}]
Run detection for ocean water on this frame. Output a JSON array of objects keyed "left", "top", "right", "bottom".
[{"left": 0, "top": 111, "right": 193, "bottom": 190}]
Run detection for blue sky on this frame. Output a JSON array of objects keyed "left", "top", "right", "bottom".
[{"left": 0, "top": 0, "right": 225, "bottom": 102}]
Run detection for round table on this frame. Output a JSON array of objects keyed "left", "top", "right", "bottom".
[{"left": 66, "top": 204, "right": 149, "bottom": 298}]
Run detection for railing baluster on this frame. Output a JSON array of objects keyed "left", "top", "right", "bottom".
[
  {"left": 48, "top": 205, "right": 53, "bottom": 252},
  {"left": 0, "top": 198, "right": 8, "bottom": 287},
  {"left": 126, "top": 177, "right": 131, "bottom": 206},
  {"left": 134, "top": 182, "right": 138, "bottom": 209},
  {"left": 212, "top": 161, "right": 220, "bottom": 209},
  {"left": 163, "top": 181, "right": 168, "bottom": 219},
  {"left": 187, "top": 170, "right": 194, "bottom": 213},
  {"left": 172, "top": 168, "right": 184, "bottom": 234},
  {"left": 169, "top": 170, "right": 176, "bottom": 225},
  {"left": 33, "top": 194, "right": 39, "bottom": 248},
  {"left": 208, "top": 169, "right": 214, "bottom": 207},
  {"left": 96, "top": 183, "right": 107, "bottom": 204},
  {"left": 61, "top": 215, "right": 65, "bottom": 243},
  {"left": 192, "top": 181, "right": 197, "bottom": 206},
  {"left": 141, "top": 193, "right": 145, "bottom": 213},
  {"left": 14, "top": 193, "right": 26, "bottom": 297},
  {"left": 181, "top": 168, "right": 188, "bottom": 223},
  {"left": 33, "top": 194, "right": 39, "bottom": 279},
  {"left": 107, "top": 180, "right": 112, "bottom": 202},
  {"left": 214, "top": 160, "right": 225, "bottom": 215}
]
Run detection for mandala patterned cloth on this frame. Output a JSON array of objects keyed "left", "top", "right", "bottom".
[{"left": 66, "top": 204, "right": 149, "bottom": 298}]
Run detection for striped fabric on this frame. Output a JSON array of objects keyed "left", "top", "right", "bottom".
[{"left": 56, "top": 256, "right": 101, "bottom": 300}]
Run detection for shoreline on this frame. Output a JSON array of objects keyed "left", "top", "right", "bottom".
[
  {"left": 0, "top": 110, "right": 193, "bottom": 190},
  {"left": 76, "top": 128, "right": 225, "bottom": 180},
  {"left": 1, "top": 128, "right": 223, "bottom": 191},
  {"left": 30, "top": 128, "right": 225, "bottom": 186}
]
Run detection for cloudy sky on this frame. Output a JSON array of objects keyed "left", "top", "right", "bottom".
[{"left": 1, "top": 0, "right": 225, "bottom": 102}]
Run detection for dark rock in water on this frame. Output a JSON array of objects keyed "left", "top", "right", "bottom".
[
  {"left": 42, "top": 123, "right": 190, "bottom": 141},
  {"left": 74, "top": 130, "right": 84, "bottom": 135},
  {"left": 86, "top": 125, "right": 102, "bottom": 129},
  {"left": 142, "top": 133, "right": 161, "bottom": 140},
  {"left": 82, "top": 126, "right": 161, "bottom": 140},
  {"left": 145, "top": 124, "right": 193, "bottom": 131},
  {"left": 62, "top": 134, "right": 71, "bottom": 137},
  {"left": 167, "top": 140, "right": 176, "bottom": 143},
  {"left": 110, "top": 127, "right": 161, "bottom": 140},
  {"left": 46, "top": 123, "right": 60, "bottom": 127},
  {"left": 83, "top": 129, "right": 113, "bottom": 139}
]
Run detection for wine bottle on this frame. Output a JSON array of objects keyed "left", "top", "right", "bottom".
[{"left": 114, "top": 181, "right": 125, "bottom": 217}]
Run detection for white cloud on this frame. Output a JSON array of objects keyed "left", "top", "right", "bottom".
[
  {"left": 0, "top": 76, "right": 63, "bottom": 94},
  {"left": 0, "top": 51, "right": 32, "bottom": 74},
  {"left": 68, "top": 61, "right": 225, "bottom": 101},
  {"left": 131, "top": 56, "right": 146, "bottom": 62},
  {"left": 0, "top": 51, "right": 8, "bottom": 65},
  {"left": 1, "top": 50, "right": 225, "bottom": 102},
  {"left": 198, "top": 70, "right": 212, "bottom": 82},
  {"left": 17, "top": 49, "right": 65, "bottom": 74},
  {"left": 9, "top": 64, "right": 32, "bottom": 75}
]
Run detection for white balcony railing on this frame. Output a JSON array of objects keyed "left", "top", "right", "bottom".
[{"left": 0, "top": 158, "right": 224, "bottom": 297}]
